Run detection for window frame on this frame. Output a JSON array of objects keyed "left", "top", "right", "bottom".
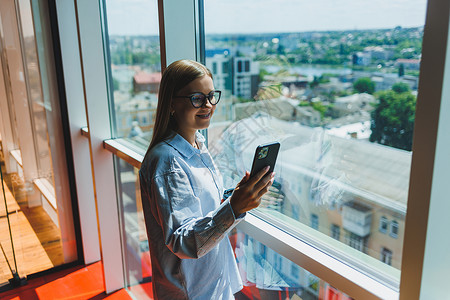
[
  {"left": 390, "top": 220, "right": 399, "bottom": 238},
  {"left": 56, "top": 0, "right": 450, "bottom": 298},
  {"left": 379, "top": 216, "right": 389, "bottom": 233},
  {"left": 331, "top": 224, "right": 341, "bottom": 241},
  {"left": 381, "top": 248, "right": 393, "bottom": 266},
  {"left": 311, "top": 213, "right": 319, "bottom": 230}
]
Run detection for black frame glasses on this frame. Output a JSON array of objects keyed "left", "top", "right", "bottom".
[{"left": 174, "top": 90, "right": 221, "bottom": 108}]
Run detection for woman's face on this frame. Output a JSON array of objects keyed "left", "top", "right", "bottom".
[{"left": 172, "top": 75, "right": 216, "bottom": 136}]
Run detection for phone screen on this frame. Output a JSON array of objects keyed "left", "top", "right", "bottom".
[{"left": 250, "top": 142, "right": 280, "bottom": 177}]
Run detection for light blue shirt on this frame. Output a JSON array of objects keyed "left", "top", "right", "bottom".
[{"left": 139, "top": 131, "right": 244, "bottom": 299}]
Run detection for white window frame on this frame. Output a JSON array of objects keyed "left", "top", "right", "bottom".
[
  {"left": 379, "top": 216, "right": 388, "bottom": 233},
  {"left": 390, "top": 220, "right": 399, "bottom": 238},
  {"left": 381, "top": 248, "right": 393, "bottom": 266},
  {"left": 331, "top": 224, "right": 341, "bottom": 240}
]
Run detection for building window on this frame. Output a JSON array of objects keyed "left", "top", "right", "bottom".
[
  {"left": 245, "top": 60, "right": 250, "bottom": 72},
  {"left": 222, "top": 61, "right": 229, "bottom": 74},
  {"left": 331, "top": 224, "right": 340, "bottom": 240},
  {"left": 379, "top": 216, "right": 388, "bottom": 233},
  {"left": 347, "top": 232, "right": 366, "bottom": 253},
  {"left": 212, "top": 62, "right": 217, "bottom": 74},
  {"left": 381, "top": 247, "right": 392, "bottom": 265},
  {"left": 311, "top": 214, "right": 319, "bottom": 230},
  {"left": 390, "top": 220, "right": 399, "bottom": 238},
  {"left": 237, "top": 60, "right": 242, "bottom": 73}
]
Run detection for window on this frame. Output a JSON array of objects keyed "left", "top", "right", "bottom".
[
  {"left": 311, "top": 214, "right": 319, "bottom": 230},
  {"left": 379, "top": 216, "right": 388, "bottom": 233},
  {"left": 0, "top": 0, "right": 79, "bottom": 283},
  {"left": 347, "top": 232, "right": 367, "bottom": 253},
  {"left": 390, "top": 220, "right": 399, "bottom": 238},
  {"left": 52, "top": 0, "right": 450, "bottom": 297},
  {"left": 223, "top": 61, "right": 229, "bottom": 74},
  {"left": 101, "top": 0, "right": 161, "bottom": 292},
  {"left": 331, "top": 224, "right": 340, "bottom": 240},
  {"left": 104, "top": 0, "right": 161, "bottom": 145},
  {"left": 381, "top": 247, "right": 393, "bottom": 266},
  {"left": 204, "top": 0, "right": 426, "bottom": 287},
  {"left": 212, "top": 62, "right": 217, "bottom": 74}
]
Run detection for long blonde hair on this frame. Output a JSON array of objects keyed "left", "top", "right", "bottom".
[{"left": 145, "top": 59, "right": 212, "bottom": 156}]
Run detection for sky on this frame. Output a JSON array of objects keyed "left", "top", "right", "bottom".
[{"left": 106, "top": 0, "right": 428, "bottom": 36}]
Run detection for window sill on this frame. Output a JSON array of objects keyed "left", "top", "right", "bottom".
[
  {"left": 10, "top": 149, "right": 23, "bottom": 167},
  {"left": 33, "top": 178, "right": 57, "bottom": 210}
]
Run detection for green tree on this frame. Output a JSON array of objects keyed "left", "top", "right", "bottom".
[
  {"left": 370, "top": 88, "right": 416, "bottom": 151},
  {"left": 392, "top": 82, "right": 410, "bottom": 93},
  {"left": 398, "top": 63, "right": 405, "bottom": 77},
  {"left": 353, "top": 77, "right": 375, "bottom": 94},
  {"left": 311, "top": 101, "right": 329, "bottom": 119},
  {"left": 112, "top": 77, "right": 120, "bottom": 91}
]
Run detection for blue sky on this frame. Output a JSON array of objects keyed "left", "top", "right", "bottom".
[{"left": 106, "top": 0, "right": 427, "bottom": 35}]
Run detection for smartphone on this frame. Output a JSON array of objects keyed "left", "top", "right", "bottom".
[{"left": 250, "top": 142, "right": 280, "bottom": 177}]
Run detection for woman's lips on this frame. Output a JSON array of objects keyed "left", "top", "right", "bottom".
[{"left": 196, "top": 112, "right": 211, "bottom": 119}]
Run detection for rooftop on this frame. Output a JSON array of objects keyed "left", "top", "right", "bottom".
[{"left": 133, "top": 72, "right": 161, "bottom": 84}]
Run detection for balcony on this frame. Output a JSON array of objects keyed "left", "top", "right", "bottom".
[{"left": 342, "top": 201, "right": 372, "bottom": 237}]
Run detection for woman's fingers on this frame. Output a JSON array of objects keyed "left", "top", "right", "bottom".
[
  {"left": 240, "top": 171, "right": 250, "bottom": 184},
  {"left": 254, "top": 172, "right": 275, "bottom": 192},
  {"left": 257, "top": 177, "right": 274, "bottom": 198},
  {"left": 231, "top": 169, "right": 274, "bottom": 215},
  {"left": 247, "top": 166, "right": 270, "bottom": 186}
]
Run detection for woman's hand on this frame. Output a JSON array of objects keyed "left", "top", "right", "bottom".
[{"left": 230, "top": 166, "right": 275, "bottom": 216}]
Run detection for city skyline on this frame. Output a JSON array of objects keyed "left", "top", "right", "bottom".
[{"left": 106, "top": 0, "right": 427, "bottom": 35}]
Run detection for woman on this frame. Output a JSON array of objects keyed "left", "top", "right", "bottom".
[{"left": 139, "top": 59, "right": 274, "bottom": 299}]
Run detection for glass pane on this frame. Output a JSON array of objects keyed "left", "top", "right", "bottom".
[
  {"left": 0, "top": 157, "right": 18, "bottom": 287},
  {"left": 232, "top": 229, "right": 353, "bottom": 300},
  {"left": 205, "top": 0, "right": 427, "bottom": 286},
  {"left": 17, "top": 0, "right": 54, "bottom": 187},
  {"left": 0, "top": 0, "right": 78, "bottom": 282},
  {"left": 103, "top": 0, "right": 161, "bottom": 151},
  {"left": 114, "top": 158, "right": 152, "bottom": 298}
]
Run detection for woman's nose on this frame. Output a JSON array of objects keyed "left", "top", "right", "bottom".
[{"left": 203, "top": 98, "right": 213, "bottom": 108}]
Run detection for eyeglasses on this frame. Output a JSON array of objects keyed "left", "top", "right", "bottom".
[{"left": 174, "top": 90, "right": 221, "bottom": 108}]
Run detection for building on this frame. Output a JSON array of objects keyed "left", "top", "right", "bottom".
[
  {"left": 132, "top": 71, "right": 161, "bottom": 94},
  {"left": 206, "top": 49, "right": 260, "bottom": 100},
  {"left": 331, "top": 93, "right": 376, "bottom": 118},
  {"left": 352, "top": 52, "right": 371, "bottom": 66},
  {"left": 363, "top": 46, "right": 394, "bottom": 61},
  {"left": 234, "top": 97, "right": 321, "bottom": 126},
  {"left": 395, "top": 58, "right": 421, "bottom": 70}
]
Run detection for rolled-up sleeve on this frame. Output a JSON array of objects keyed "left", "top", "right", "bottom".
[{"left": 151, "top": 169, "right": 242, "bottom": 259}]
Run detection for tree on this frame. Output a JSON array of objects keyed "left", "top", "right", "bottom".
[
  {"left": 112, "top": 77, "right": 120, "bottom": 91},
  {"left": 398, "top": 63, "right": 405, "bottom": 77},
  {"left": 370, "top": 87, "right": 416, "bottom": 151},
  {"left": 353, "top": 77, "right": 375, "bottom": 94},
  {"left": 392, "top": 82, "right": 410, "bottom": 93}
]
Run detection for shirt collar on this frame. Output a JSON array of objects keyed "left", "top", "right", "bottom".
[{"left": 165, "top": 131, "right": 205, "bottom": 159}]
